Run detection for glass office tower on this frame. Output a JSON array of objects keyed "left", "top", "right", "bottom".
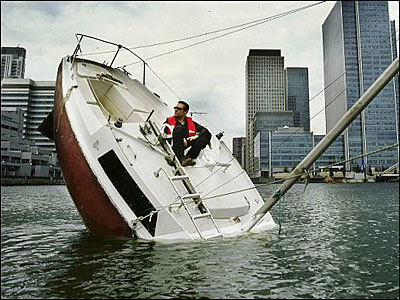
[
  {"left": 285, "top": 67, "right": 310, "bottom": 131},
  {"left": 322, "top": 1, "right": 398, "bottom": 171},
  {"left": 253, "top": 129, "right": 345, "bottom": 178}
]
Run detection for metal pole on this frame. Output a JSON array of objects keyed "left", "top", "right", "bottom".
[
  {"left": 242, "top": 57, "right": 399, "bottom": 233},
  {"left": 143, "top": 62, "right": 146, "bottom": 86},
  {"left": 110, "top": 44, "right": 122, "bottom": 67}
]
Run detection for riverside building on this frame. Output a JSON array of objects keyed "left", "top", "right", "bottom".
[
  {"left": 245, "top": 49, "right": 285, "bottom": 176},
  {"left": 322, "top": 1, "right": 399, "bottom": 171},
  {"left": 253, "top": 127, "right": 345, "bottom": 179},
  {"left": 1, "top": 78, "right": 56, "bottom": 152}
]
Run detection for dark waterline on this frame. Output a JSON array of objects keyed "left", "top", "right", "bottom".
[{"left": 1, "top": 183, "right": 399, "bottom": 299}]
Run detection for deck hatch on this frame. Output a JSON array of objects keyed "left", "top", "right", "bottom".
[{"left": 98, "top": 150, "right": 157, "bottom": 236}]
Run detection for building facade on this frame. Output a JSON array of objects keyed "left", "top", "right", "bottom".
[
  {"left": 322, "top": 1, "right": 398, "bottom": 171},
  {"left": 1, "top": 46, "right": 26, "bottom": 80},
  {"left": 253, "top": 111, "right": 294, "bottom": 134},
  {"left": 285, "top": 67, "right": 310, "bottom": 131},
  {"left": 232, "top": 137, "right": 246, "bottom": 168},
  {"left": 1, "top": 109, "right": 61, "bottom": 179},
  {"left": 1, "top": 78, "right": 56, "bottom": 151},
  {"left": 254, "top": 127, "right": 345, "bottom": 178},
  {"left": 245, "top": 49, "right": 285, "bottom": 175},
  {"left": 390, "top": 20, "right": 399, "bottom": 141}
]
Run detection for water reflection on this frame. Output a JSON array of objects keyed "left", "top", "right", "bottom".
[{"left": 42, "top": 233, "right": 154, "bottom": 298}]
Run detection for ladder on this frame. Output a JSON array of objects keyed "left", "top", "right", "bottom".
[{"left": 144, "top": 118, "right": 223, "bottom": 240}]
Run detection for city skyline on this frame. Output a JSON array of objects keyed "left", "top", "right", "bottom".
[{"left": 1, "top": 1, "right": 399, "bottom": 150}]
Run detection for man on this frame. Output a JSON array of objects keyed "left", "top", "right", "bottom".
[{"left": 164, "top": 100, "right": 211, "bottom": 167}]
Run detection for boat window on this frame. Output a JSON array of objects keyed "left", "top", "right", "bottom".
[{"left": 98, "top": 149, "right": 158, "bottom": 236}]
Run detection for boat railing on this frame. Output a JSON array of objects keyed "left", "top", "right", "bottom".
[{"left": 70, "top": 33, "right": 148, "bottom": 86}]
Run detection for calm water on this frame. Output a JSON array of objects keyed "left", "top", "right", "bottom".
[{"left": 1, "top": 183, "right": 398, "bottom": 299}]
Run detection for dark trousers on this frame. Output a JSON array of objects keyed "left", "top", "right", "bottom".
[{"left": 172, "top": 126, "right": 211, "bottom": 161}]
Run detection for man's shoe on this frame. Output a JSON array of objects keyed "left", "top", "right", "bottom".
[
  {"left": 181, "top": 156, "right": 196, "bottom": 167},
  {"left": 165, "top": 154, "right": 175, "bottom": 166}
]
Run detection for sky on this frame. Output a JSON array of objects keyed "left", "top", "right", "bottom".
[{"left": 1, "top": 1, "right": 399, "bottom": 150}]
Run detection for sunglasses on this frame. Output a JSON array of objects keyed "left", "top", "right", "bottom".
[{"left": 174, "top": 106, "right": 186, "bottom": 111}]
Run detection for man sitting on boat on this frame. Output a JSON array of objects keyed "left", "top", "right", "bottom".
[{"left": 164, "top": 100, "right": 211, "bottom": 167}]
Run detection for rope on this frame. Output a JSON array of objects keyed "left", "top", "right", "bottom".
[
  {"left": 194, "top": 157, "right": 236, "bottom": 188},
  {"left": 117, "top": 2, "right": 326, "bottom": 68},
  {"left": 80, "top": 2, "right": 326, "bottom": 59},
  {"left": 278, "top": 194, "right": 284, "bottom": 235},
  {"left": 146, "top": 64, "right": 182, "bottom": 99},
  {"left": 201, "top": 170, "right": 246, "bottom": 198},
  {"left": 284, "top": 175, "right": 310, "bottom": 236},
  {"left": 131, "top": 195, "right": 193, "bottom": 227},
  {"left": 131, "top": 209, "right": 161, "bottom": 226},
  {"left": 56, "top": 85, "right": 77, "bottom": 133},
  {"left": 130, "top": 142, "right": 397, "bottom": 228},
  {"left": 202, "top": 142, "right": 399, "bottom": 201}
]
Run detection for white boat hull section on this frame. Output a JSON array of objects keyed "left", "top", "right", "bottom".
[{"left": 59, "top": 57, "right": 276, "bottom": 240}]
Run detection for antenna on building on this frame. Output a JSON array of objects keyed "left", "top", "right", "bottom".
[{"left": 190, "top": 111, "right": 208, "bottom": 117}]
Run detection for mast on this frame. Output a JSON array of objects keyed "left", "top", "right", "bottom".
[{"left": 242, "top": 57, "right": 399, "bottom": 233}]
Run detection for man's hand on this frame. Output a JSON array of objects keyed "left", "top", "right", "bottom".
[
  {"left": 187, "top": 135, "right": 199, "bottom": 142},
  {"left": 183, "top": 135, "right": 199, "bottom": 148}
]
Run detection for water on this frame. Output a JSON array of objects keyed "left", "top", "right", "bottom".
[{"left": 1, "top": 183, "right": 398, "bottom": 299}]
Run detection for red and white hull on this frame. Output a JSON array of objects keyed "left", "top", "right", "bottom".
[
  {"left": 46, "top": 56, "right": 276, "bottom": 240},
  {"left": 53, "top": 61, "right": 132, "bottom": 236}
]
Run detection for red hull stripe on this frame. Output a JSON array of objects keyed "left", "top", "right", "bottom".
[{"left": 53, "top": 61, "right": 133, "bottom": 237}]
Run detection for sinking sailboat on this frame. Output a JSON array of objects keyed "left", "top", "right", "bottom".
[{"left": 39, "top": 34, "right": 276, "bottom": 240}]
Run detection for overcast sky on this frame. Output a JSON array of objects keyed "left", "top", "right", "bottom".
[{"left": 1, "top": 1, "right": 399, "bottom": 149}]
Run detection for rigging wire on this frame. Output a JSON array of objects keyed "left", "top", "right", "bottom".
[
  {"left": 116, "top": 1, "right": 326, "bottom": 68},
  {"left": 268, "top": 33, "right": 399, "bottom": 152},
  {"left": 145, "top": 64, "right": 223, "bottom": 132},
  {"left": 78, "top": 2, "right": 325, "bottom": 58},
  {"left": 201, "top": 142, "right": 399, "bottom": 201},
  {"left": 132, "top": 142, "right": 398, "bottom": 227},
  {"left": 146, "top": 33, "right": 399, "bottom": 168},
  {"left": 106, "top": 3, "right": 327, "bottom": 132},
  {"left": 76, "top": 7, "right": 398, "bottom": 147},
  {"left": 145, "top": 64, "right": 182, "bottom": 99},
  {"left": 145, "top": 30, "right": 399, "bottom": 143}
]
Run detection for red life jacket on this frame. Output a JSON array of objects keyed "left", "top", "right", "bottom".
[{"left": 167, "top": 116, "right": 196, "bottom": 137}]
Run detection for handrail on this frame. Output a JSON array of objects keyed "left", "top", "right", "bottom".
[{"left": 70, "top": 33, "right": 147, "bottom": 85}]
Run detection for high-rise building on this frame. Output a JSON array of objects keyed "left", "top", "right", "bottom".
[
  {"left": 232, "top": 137, "right": 246, "bottom": 168},
  {"left": 390, "top": 20, "right": 399, "bottom": 140},
  {"left": 322, "top": 1, "right": 398, "bottom": 171},
  {"left": 1, "top": 78, "right": 56, "bottom": 151},
  {"left": 245, "top": 49, "right": 285, "bottom": 175},
  {"left": 1, "top": 46, "right": 26, "bottom": 80},
  {"left": 285, "top": 67, "right": 310, "bottom": 131}
]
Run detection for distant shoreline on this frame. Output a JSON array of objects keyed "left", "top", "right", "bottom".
[{"left": 1, "top": 178, "right": 65, "bottom": 186}]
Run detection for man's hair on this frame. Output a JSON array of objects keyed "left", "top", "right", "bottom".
[{"left": 178, "top": 100, "right": 189, "bottom": 112}]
